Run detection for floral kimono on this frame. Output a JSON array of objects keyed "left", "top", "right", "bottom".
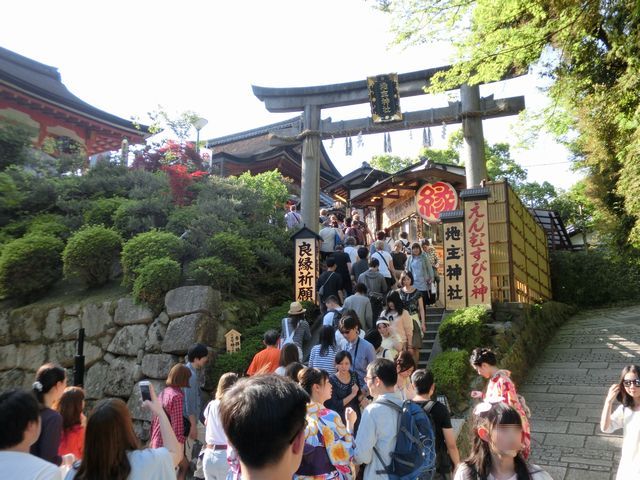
[
  {"left": 485, "top": 369, "right": 531, "bottom": 459},
  {"left": 295, "top": 402, "right": 355, "bottom": 480}
]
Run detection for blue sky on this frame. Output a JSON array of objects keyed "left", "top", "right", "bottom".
[{"left": 1, "top": 0, "right": 582, "bottom": 189}]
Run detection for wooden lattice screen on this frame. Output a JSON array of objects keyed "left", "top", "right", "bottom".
[{"left": 487, "top": 180, "right": 551, "bottom": 303}]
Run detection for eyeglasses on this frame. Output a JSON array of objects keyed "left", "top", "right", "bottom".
[{"left": 623, "top": 379, "right": 640, "bottom": 387}]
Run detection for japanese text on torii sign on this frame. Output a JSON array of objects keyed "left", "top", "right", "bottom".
[
  {"left": 443, "top": 222, "right": 467, "bottom": 310},
  {"left": 294, "top": 239, "right": 317, "bottom": 303},
  {"left": 464, "top": 200, "right": 491, "bottom": 306}
]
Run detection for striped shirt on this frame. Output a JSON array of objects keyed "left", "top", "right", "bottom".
[{"left": 308, "top": 345, "right": 337, "bottom": 375}]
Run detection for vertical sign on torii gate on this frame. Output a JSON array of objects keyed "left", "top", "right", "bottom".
[{"left": 252, "top": 67, "right": 525, "bottom": 232}]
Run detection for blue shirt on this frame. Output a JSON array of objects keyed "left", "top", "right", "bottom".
[{"left": 182, "top": 362, "right": 200, "bottom": 420}]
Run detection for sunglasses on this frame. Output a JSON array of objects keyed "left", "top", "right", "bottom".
[{"left": 623, "top": 379, "right": 640, "bottom": 387}]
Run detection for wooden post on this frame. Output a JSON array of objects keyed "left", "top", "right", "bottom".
[
  {"left": 302, "top": 105, "right": 321, "bottom": 232},
  {"left": 461, "top": 84, "right": 487, "bottom": 188}
]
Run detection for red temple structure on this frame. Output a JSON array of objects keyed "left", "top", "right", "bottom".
[{"left": 0, "top": 46, "right": 150, "bottom": 156}]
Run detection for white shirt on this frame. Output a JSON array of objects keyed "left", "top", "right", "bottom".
[
  {"left": 0, "top": 451, "right": 62, "bottom": 480},
  {"left": 372, "top": 250, "right": 393, "bottom": 279},
  {"left": 323, "top": 307, "right": 343, "bottom": 326},
  {"left": 344, "top": 246, "right": 359, "bottom": 265},
  {"left": 65, "top": 448, "right": 174, "bottom": 480},
  {"left": 353, "top": 392, "right": 403, "bottom": 480},
  {"left": 602, "top": 405, "right": 640, "bottom": 480},
  {"left": 204, "top": 399, "right": 228, "bottom": 446}
]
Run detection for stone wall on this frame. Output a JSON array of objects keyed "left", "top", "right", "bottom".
[{"left": 0, "top": 285, "right": 222, "bottom": 440}]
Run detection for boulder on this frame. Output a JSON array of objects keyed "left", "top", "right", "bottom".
[
  {"left": 9, "top": 309, "right": 44, "bottom": 342},
  {"left": 81, "top": 302, "right": 114, "bottom": 338},
  {"left": 84, "top": 342, "right": 104, "bottom": 368},
  {"left": 132, "top": 420, "right": 151, "bottom": 443},
  {"left": 107, "top": 325, "right": 148, "bottom": 357},
  {"left": 65, "top": 303, "right": 81, "bottom": 316},
  {"left": 161, "top": 313, "right": 214, "bottom": 355},
  {"left": 141, "top": 353, "right": 176, "bottom": 379},
  {"left": 127, "top": 379, "right": 166, "bottom": 422},
  {"left": 156, "top": 311, "right": 170, "bottom": 325},
  {"left": 103, "top": 357, "right": 142, "bottom": 397},
  {"left": 114, "top": 298, "right": 153, "bottom": 326},
  {"left": 15, "top": 344, "right": 46, "bottom": 370},
  {"left": 165, "top": 286, "right": 220, "bottom": 318},
  {"left": 0, "top": 369, "right": 26, "bottom": 390},
  {"left": 0, "top": 310, "right": 9, "bottom": 345},
  {"left": 43, "top": 307, "right": 63, "bottom": 341},
  {"left": 144, "top": 318, "right": 167, "bottom": 353},
  {"left": 48, "top": 341, "right": 77, "bottom": 368},
  {"left": 61, "top": 316, "right": 81, "bottom": 340},
  {"left": 0, "top": 344, "right": 18, "bottom": 370},
  {"left": 84, "top": 361, "right": 110, "bottom": 399}
]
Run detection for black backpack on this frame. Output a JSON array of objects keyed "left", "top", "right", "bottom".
[
  {"left": 328, "top": 308, "right": 342, "bottom": 329},
  {"left": 423, "top": 401, "right": 452, "bottom": 473}
]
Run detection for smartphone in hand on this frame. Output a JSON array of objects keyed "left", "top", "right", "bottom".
[{"left": 139, "top": 381, "right": 151, "bottom": 402}]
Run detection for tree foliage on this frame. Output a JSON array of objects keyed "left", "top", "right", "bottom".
[
  {"left": 377, "top": 0, "right": 640, "bottom": 248},
  {"left": 369, "top": 154, "right": 418, "bottom": 173}
]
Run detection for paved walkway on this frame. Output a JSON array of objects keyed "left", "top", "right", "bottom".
[{"left": 520, "top": 305, "right": 640, "bottom": 480}]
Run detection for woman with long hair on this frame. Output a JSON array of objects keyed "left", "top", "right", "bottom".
[
  {"left": 203, "top": 372, "right": 240, "bottom": 480},
  {"left": 67, "top": 384, "right": 182, "bottom": 480},
  {"left": 309, "top": 325, "right": 338, "bottom": 375},
  {"left": 381, "top": 290, "right": 413, "bottom": 357},
  {"left": 57, "top": 386, "right": 86, "bottom": 461},
  {"left": 326, "top": 351, "right": 363, "bottom": 427},
  {"left": 469, "top": 348, "right": 531, "bottom": 459},
  {"left": 31, "top": 363, "right": 67, "bottom": 465},
  {"left": 295, "top": 367, "right": 354, "bottom": 480},
  {"left": 275, "top": 343, "right": 301, "bottom": 376},
  {"left": 454, "top": 401, "right": 551, "bottom": 480},
  {"left": 395, "top": 351, "right": 417, "bottom": 401},
  {"left": 398, "top": 270, "right": 426, "bottom": 364},
  {"left": 600, "top": 364, "right": 640, "bottom": 479},
  {"left": 149, "top": 363, "right": 192, "bottom": 480}
]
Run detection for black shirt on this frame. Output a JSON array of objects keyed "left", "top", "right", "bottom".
[
  {"left": 391, "top": 251, "right": 407, "bottom": 270},
  {"left": 414, "top": 400, "right": 453, "bottom": 473},
  {"left": 317, "top": 270, "right": 343, "bottom": 301},
  {"left": 330, "top": 251, "right": 351, "bottom": 277}
]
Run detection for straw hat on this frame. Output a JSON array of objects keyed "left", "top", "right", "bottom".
[{"left": 288, "top": 301, "right": 306, "bottom": 316}]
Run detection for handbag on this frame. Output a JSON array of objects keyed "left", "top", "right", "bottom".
[{"left": 410, "top": 313, "right": 423, "bottom": 349}]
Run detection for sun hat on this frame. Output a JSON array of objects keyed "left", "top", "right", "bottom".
[
  {"left": 288, "top": 301, "right": 306, "bottom": 316},
  {"left": 376, "top": 317, "right": 391, "bottom": 327}
]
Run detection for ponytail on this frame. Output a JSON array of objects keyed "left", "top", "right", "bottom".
[{"left": 33, "top": 363, "right": 66, "bottom": 405}]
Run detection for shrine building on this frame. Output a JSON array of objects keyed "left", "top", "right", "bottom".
[{"left": 0, "top": 46, "right": 150, "bottom": 157}]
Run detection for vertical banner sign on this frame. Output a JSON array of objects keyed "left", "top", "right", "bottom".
[
  {"left": 367, "top": 73, "right": 402, "bottom": 123},
  {"left": 295, "top": 238, "right": 317, "bottom": 303},
  {"left": 464, "top": 199, "right": 492, "bottom": 306},
  {"left": 440, "top": 214, "right": 467, "bottom": 310}
]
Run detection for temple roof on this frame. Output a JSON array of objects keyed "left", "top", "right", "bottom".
[{"left": 0, "top": 46, "right": 150, "bottom": 138}]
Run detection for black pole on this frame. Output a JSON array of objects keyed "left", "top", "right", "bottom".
[{"left": 74, "top": 328, "right": 85, "bottom": 387}]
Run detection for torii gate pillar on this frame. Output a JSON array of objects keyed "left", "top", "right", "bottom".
[
  {"left": 461, "top": 84, "right": 487, "bottom": 188},
  {"left": 301, "top": 105, "right": 322, "bottom": 230}
]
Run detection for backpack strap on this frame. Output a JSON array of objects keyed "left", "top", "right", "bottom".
[{"left": 423, "top": 400, "right": 436, "bottom": 415}]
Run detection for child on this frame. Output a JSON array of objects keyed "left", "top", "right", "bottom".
[
  {"left": 600, "top": 364, "right": 640, "bottom": 480},
  {"left": 454, "top": 401, "right": 552, "bottom": 480},
  {"left": 57, "top": 387, "right": 85, "bottom": 461}
]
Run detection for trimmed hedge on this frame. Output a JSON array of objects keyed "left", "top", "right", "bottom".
[
  {"left": 207, "top": 232, "right": 256, "bottom": 274},
  {"left": 209, "top": 302, "right": 289, "bottom": 387},
  {"left": 83, "top": 197, "right": 127, "bottom": 227},
  {"left": 121, "top": 230, "right": 183, "bottom": 287},
  {"left": 438, "top": 305, "right": 490, "bottom": 351},
  {"left": 132, "top": 258, "right": 181, "bottom": 310},
  {"left": 63, "top": 225, "right": 122, "bottom": 287},
  {"left": 431, "top": 349, "right": 472, "bottom": 409},
  {"left": 0, "top": 234, "right": 64, "bottom": 300},
  {"left": 187, "top": 256, "right": 239, "bottom": 294}
]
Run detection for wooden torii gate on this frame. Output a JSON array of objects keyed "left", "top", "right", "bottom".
[{"left": 253, "top": 67, "right": 525, "bottom": 231}]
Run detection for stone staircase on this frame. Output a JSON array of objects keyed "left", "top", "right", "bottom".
[{"left": 418, "top": 307, "right": 445, "bottom": 369}]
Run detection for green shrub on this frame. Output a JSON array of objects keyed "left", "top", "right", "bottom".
[
  {"left": 63, "top": 225, "right": 122, "bottom": 287},
  {"left": 188, "top": 256, "right": 239, "bottom": 293},
  {"left": 207, "top": 232, "right": 256, "bottom": 273},
  {"left": 132, "top": 258, "right": 181, "bottom": 309},
  {"left": 83, "top": 197, "right": 127, "bottom": 227},
  {"left": 113, "top": 198, "right": 171, "bottom": 238},
  {"left": 438, "top": 306, "right": 489, "bottom": 351},
  {"left": 0, "top": 234, "right": 64, "bottom": 300},
  {"left": 27, "top": 214, "right": 71, "bottom": 239},
  {"left": 431, "top": 350, "right": 472, "bottom": 409},
  {"left": 121, "top": 230, "right": 183, "bottom": 287},
  {"left": 550, "top": 249, "right": 640, "bottom": 307},
  {"left": 209, "top": 302, "right": 289, "bottom": 387}
]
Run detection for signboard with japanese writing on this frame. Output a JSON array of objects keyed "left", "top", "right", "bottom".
[
  {"left": 442, "top": 219, "right": 467, "bottom": 310},
  {"left": 464, "top": 198, "right": 492, "bottom": 306},
  {"left": 416, "top": 182, "right": 459, "bottom": 223},
  {"left": 294, "top": 237, "right": 318, "bottom": 303},
  {"left": 382, "top": 194, "right": 416, "bottom": 229},
  {"left": 367, "top": 73, "right": 402, "bottom": 123}
]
